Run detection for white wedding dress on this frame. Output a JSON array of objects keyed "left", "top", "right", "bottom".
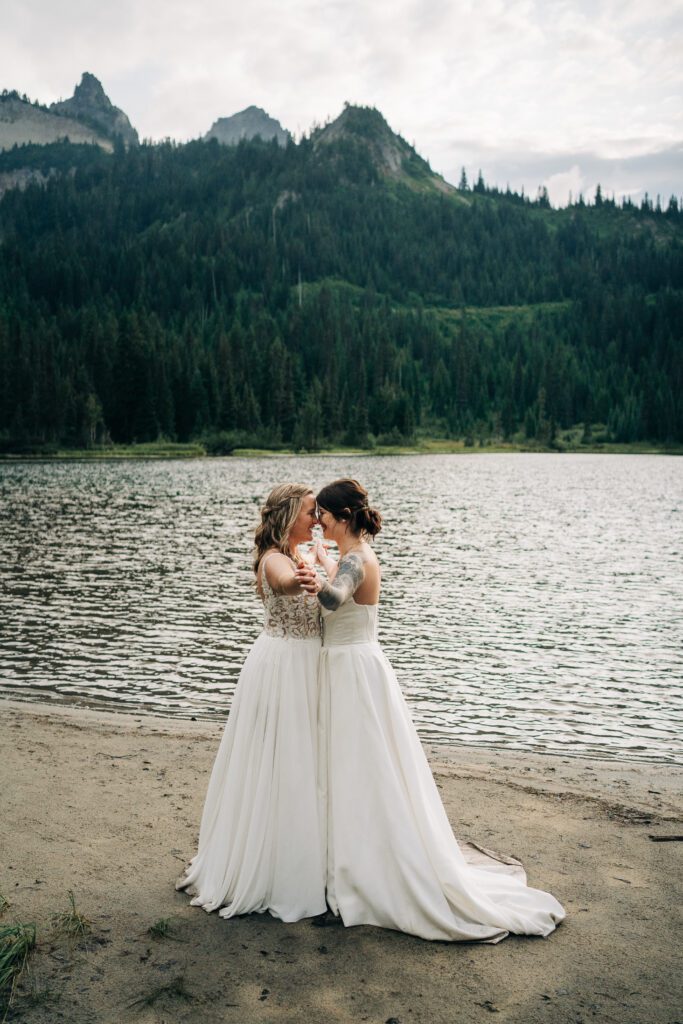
[
  {"left": 318, "top": 597, "right": 566, "bottom": 942},
  {"left": 176, "top": 554, "right": 327, "bottom": 922}
]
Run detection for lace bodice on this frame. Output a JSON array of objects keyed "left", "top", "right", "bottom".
[{"left": 260, "top": 554, "right": 322, "bottom": 639}]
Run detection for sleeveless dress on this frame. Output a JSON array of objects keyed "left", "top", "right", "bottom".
[
  {"left": 318, "top": 598, "right": 565, "bottom": 942},
  {"left": 175, "top": 554, "right": 327, "bottom": 922}
]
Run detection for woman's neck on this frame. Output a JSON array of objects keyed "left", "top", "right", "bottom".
[
  {"left": 337, "top": 532, "right": 364, "bottom": 557},
  {"left": 285, "top": 542, "right": 298, "bottom": 562}
]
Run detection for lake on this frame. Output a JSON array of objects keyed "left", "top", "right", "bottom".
[{"left": 1, "top": 453, "right": 681, "bottom": 764}]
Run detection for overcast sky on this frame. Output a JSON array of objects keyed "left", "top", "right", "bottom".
[{"left": 3, "top": 0, "right": 682, "bottom": 206}]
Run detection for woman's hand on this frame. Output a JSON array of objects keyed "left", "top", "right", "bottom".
[
  {"left": 294, "top": 565, "right": 321, "bottom": 595},
  {"left": 312, "top": 539, "right": 329, "bottom": 564},
  {"left": 312, "top": 539, "right": 340, "bottom": 582}
]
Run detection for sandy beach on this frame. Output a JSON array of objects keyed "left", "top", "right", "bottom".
[{"left": 1, "top": 698, "right": 681, "bottom": 1024}]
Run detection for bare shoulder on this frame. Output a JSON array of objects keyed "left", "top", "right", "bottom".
[
  {"left": 262, "top": 549, "right": 292, "bottom": 571},
  {"left": 337, "top": 550, "right": 365, "bottom": 577},
  {"left": 361, "top": 547, "right": 380, "bottom": 588},
  {"left": 259, "top": 549, "right": 294, "bottom": 588},
  {"left": 338, "top": 545, "right": 379, "bottom": 578},
  {"left": 360, "top": 544, "right": 379, "bottom": 568},
  {"left": 262, "top": 548, "right": 290, "bottom": 564},
  {"left": 354, "top": 544, "right": 380, "bottom": 574}
]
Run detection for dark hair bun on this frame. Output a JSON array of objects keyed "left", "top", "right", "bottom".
[
  {"left": 316, "top": 478, "right": 382, "bottom": 537},
  {"left": 354, "top": 505, "right": 382, "bottom": 537}
]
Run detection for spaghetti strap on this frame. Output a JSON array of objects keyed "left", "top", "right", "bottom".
[{"left": 258, "top": 551, "right": 278, "bottom": 595}]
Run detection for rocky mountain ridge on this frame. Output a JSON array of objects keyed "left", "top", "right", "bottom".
[
  {"left": 0, "top": 72, "right": 136, "bottom": 153},
  {"left": 0, "top": 92, "right": 113, "bottom": 152},
  {"left": 49, "top": 72, "right": 139, "bottom": 148},
  {"left": 204, "top": 105, "right": 290, "bottom": 147},
  {"left": 0, "top": 75, "right": 456, "bottom": 199},
  {"left": 314, "top": 103, "right": 455, "bottom": 194}
]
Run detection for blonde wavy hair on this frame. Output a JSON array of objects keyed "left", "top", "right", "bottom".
[{"left": 253, "top": 482, "right": 313, "bottom": 574}]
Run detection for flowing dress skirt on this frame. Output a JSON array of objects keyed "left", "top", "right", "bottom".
[
  {"left": 319, "top": 636, "right": 566, "bottom": 942},
  {"left": 176, "top": 633, "right": 326, "bottom": 922}
]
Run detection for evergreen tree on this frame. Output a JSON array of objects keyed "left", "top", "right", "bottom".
[{"left": 0, "top": 132, "right": 680, "bottom": 451}]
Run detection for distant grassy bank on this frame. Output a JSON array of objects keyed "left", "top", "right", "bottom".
[
  {"left": 1, "top": 437, "right": 681, "bottom": 460},
  {"left": 0, "top": 441, "right": 207, "bottom": 460}
]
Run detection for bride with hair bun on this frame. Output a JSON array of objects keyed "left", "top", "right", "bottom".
[{"left": 297, "top": 477, "right": 565, "bottom": 943}]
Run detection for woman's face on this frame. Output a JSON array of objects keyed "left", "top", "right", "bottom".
[
  {"left": 288, "top": 494, "right": 318, "bottom": 546},
  {"left": 317, "top": 505, "right": 344, "bottom": 543}
]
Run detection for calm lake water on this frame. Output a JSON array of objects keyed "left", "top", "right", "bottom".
[{"left": 1, "top": 454, "right": 681, "bottom": 764}]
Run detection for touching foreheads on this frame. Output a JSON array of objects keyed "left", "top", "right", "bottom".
[{"left": 316, "top": 479, "right": 382, "bottom": 537}]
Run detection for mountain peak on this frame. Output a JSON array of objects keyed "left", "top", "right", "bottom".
[
  {"left": 73, "top": 72, "right": 109, "bottom": 107},
  {"left": 50, "top": 73, "right": 138, "bottom": 147},
  {"left": 326, "top": 104, "right": 395, "bottom": 139},
  {"left": 314, "top": 104, "right": 454, "bottom": 194},
  {"left": 204, "top": 107, "right": 290, "bottom": 147}
]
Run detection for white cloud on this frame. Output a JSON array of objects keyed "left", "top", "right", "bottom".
[{"left": 544, "top": 164, "right": 586, "bottom": 207}]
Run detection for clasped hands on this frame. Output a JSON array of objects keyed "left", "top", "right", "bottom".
[{"left": 295, "top": 564, "right": 321, "bottom": 595}]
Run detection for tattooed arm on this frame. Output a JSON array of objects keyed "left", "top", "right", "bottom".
[{"left": 317, "top": 552, "right": 365, "bottom": 610}]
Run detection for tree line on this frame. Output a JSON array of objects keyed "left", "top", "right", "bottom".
[{"left": 0, "top": 127, "right": 681, "bottom": 449}]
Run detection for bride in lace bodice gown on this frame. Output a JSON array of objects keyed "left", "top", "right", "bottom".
[
  {"left": 296, "top": 478, "right": 565, "bottom": 943},
  {"left": 176, "top": 484, "right": 326, "bottom": 922}
]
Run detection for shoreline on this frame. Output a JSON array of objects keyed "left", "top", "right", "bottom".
[
  {"left": 2, "top": 697, "right": 681, "bottom": 819},
  {"left": 2, "top": 698, "right": 682, "bottom": 1022},
  {"left": 1, "top": 440, "right": 682, "bottom": 460},
  {"left": 2, "top": 691, "right": 680, "bottom": 772}
]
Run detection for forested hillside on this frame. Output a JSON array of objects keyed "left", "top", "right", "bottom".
[{"left": 0, "top": 106, "right": 681, "bottom": 451}]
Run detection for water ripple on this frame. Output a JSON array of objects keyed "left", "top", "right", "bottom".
[{"left": 1, "top": 454, "right": 681, "bottom": 764}]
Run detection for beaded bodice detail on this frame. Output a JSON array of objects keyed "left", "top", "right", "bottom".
[{"left": 260, "top": 554, "right": 322, "bottom": 640}]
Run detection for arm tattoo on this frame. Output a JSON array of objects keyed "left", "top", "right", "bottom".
[{"left": 318, "top": 553, "right": 364, "bottom": 611}]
